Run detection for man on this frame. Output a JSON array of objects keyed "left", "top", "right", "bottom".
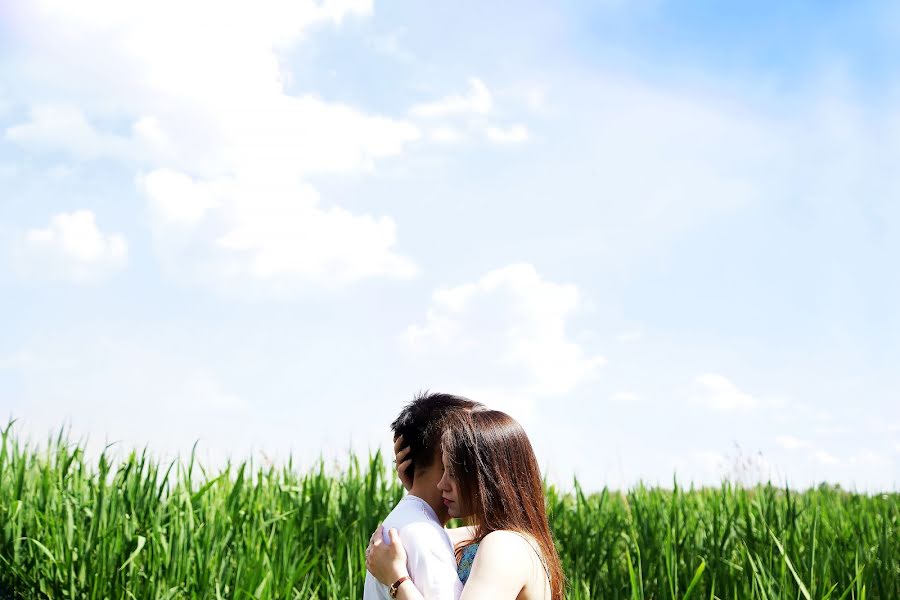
[{"left": 363, "top": 392, "right": 482, "bottom": 600}]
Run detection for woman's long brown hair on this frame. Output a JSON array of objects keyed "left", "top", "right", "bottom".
[{"left": 442, "top": 409, "right": 565, "bottom": 600}]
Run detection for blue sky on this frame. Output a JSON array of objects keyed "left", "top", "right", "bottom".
[{"left": 1, "top": 0, "right": 897, "bottom": 491}]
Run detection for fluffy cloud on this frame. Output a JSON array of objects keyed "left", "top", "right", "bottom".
[
  {"left": 5, "top": 105, "right": 135, "bottom": 161},
  {"left": 140, "top": 170, "right": 416, "bottom": 289},
  {"left": 21, "top": 210, "right": 127, "bottom": 281},
  {"left": 6, "top": 0, "right": 421, "bottom": 291},
  {"left": 140, "top": 169, "right": 222, "bottom": 226},
  {"left": 404, "top": 263, "right": 605, "bottom": 419},
  {"left": 776, "top": 434, "right": 843, "bottom": 466},
  {"left": 813, "top": 450, "right": 839, "bottom": 465},
  {"left": 409, "top": 79, "right": 533, "bottom": 146},
  {"left": 409, "top": 78, "right": 493, "bottom": 118},
  {"left": 693, "top": 373, "right": 760, "bottom": 411},
  {"left": 428, "top": 126, "right": 465, "bottom": 143}
]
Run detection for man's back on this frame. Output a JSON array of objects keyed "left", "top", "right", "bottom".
[{"left": 363, "top": 495, "right": 463, "bottom": 600}]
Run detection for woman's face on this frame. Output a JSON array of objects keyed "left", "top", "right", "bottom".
[{"left": 437, "top": 449, "right": 463, "bottom": 518}]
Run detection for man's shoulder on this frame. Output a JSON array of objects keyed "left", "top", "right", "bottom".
[
  {"left": 384, "top": 496, "right": 440, "bottom": 529},
  {"left": 397, "top": 518, "right": 447, "bottom": 539},
  {"left": 384, "top": 497, "right": 452, "bottom": 552}
]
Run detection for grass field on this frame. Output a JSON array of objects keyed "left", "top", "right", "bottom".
[{"left": 1, "top": 421, "right": 897, "bottom": 599}]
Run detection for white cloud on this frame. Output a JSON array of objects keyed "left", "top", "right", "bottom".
[
  {"left": 23, "top": 0, "right": 372, "bottom": 44},
  {"left": 367, "top": 31, "right": 414, "bottom": 63},
  {"left": 409, "top": 78, "right": 492, "bottom": 118},
  {"left": 813, "top": 450, "right": 839, "bottom": 465},
  {"left": 693, "top": 374, "right": 760, "bottom": 411},
  {"left": 428, "top": 126, "right": 465, "bottom": 143},
  {"left": 404, "top": 263, "right": 606, "bottom": 420},
  {"left": 485, "top": 124, "right": 530, "bottom": 144},
  {"left": 141, "top": 171, "right": 417, "bottom": 289},
  {"left": 5, "top": 105, "right": 134, "bottom": 160},
  {"left": 140, "top": 169, "right": 222, "bottom": 226},
  {"left": 4, "top": 105, "right": 189, "bottom": 168},
  {"left": 409, "top": 80, "right": 532, "bottom": 148},
  {"left": 7, "top": 0, "right": 420, "bottom": 292},
  {"left": 21, "top": 210, "right": 127, "bottom": 281}
]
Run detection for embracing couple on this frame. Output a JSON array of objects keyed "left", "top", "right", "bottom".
[{"left": 363, "top": 392, "right": 565, "bottom": 600}]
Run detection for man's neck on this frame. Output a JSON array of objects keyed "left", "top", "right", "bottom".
[{"left": 409, "top": 483, "right": 448, "bottom": 525}]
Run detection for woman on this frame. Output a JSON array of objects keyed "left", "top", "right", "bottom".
[{"left": 366, "top": 409, "right": 565, "bottom": 599}]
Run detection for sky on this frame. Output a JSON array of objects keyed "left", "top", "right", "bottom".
[{"left": 0, "top": 0, "right": 898, "bottom": 492}]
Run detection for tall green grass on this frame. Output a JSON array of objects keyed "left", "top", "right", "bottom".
[{"left": 1, "top": 421, "right": 896, "bottom": 599}]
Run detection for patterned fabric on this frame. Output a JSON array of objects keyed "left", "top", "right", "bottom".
[{"left": 456, "top": 543, "right": 479, "bottom": 584}]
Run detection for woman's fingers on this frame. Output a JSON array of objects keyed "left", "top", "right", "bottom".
[
  {"left": 392, "top": 437, "right": 414, "bottom": 491},
  {"left": 369, "top": 524, "right": 382, "bottom": 547},
  {"left": 388, "top": 435, "right": 419, "bottom": 495},
  {"left": 387, "top": 528, "right": 401, "bottom": 545}
]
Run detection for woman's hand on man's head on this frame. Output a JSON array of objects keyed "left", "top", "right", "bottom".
[{"left": 393, "top": 435, "right": 413, "bottom": 491}]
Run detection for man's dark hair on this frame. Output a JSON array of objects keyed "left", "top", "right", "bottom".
[{"left": 391, "top": 391, "right": 482, "bottom": 480}]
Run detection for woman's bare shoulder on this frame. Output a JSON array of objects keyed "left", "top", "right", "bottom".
[
  {"left": 475, "top": 531, "right": 550, "bottom": 597},
  {"left": 464, "top": 530, "right": 534, "bottom": 592},
  {"left": 477, "top": 530, "right": 535, "bottom": 562}
]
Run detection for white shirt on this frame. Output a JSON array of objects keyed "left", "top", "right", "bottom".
[{"left": 363, "top": 495, "right": 464, "bottom": 600}]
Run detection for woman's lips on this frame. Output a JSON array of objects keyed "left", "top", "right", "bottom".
[{"left": 442, "top": 498, "right": 452, "bottom": 505}]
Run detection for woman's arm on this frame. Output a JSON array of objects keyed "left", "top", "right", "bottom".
[
  {"left": 387, "top": 577, "right": 425, "bottom": 600},
  {"left": 367, "top": 528, "right": 531, "bottom": 600}
]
